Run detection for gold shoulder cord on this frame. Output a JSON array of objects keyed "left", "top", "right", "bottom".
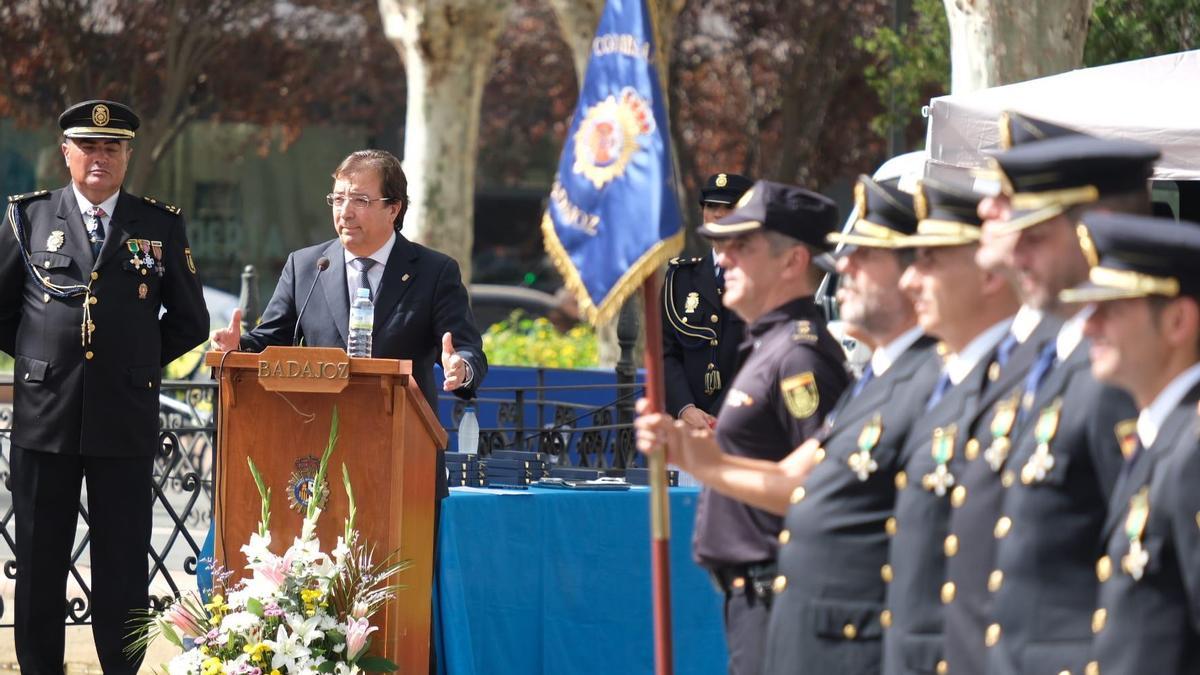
[{"left": 7, "top": 203, "right": 96, "bottom": 345}]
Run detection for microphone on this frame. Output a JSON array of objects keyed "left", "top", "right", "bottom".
[{"left": 293, "top": 257, "right": 330, "bottom": 346}]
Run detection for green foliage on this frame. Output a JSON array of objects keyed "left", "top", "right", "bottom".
[
  {"left": 856, "top": 0, "right": 1199, "bottom": 142},
  {"left": 482, "top": 311, "right": 598, "bottom": 369},
  {"left": 0, "top": 353, "right": 11, "bottom": 374},
  {"left": 1086, "top": 0, "right": 1200, "bottom": 66},
  {"left": 854, "top": 0, "right": 950, "bottom": 141}
]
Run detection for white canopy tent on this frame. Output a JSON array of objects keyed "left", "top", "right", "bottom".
[{"left": 924, "top": 50, "right": 1200, "bottom": 182}]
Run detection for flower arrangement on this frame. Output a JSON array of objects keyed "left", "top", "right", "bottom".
[
  {"left": 483, "top": 310, "right": 599, "bottom": 368},
  {"left": 129, "top": 408, "right": 408, "bottom": 674}
]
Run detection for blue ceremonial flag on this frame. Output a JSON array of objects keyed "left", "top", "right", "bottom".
[{"left": 541, "top": 0, "right": 684, "bottom": 326}]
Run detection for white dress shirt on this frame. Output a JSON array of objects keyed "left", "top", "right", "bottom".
[
  {"left": 946, "top": 318, "right": 1013, "bottom": 385},
  {"left": 71, "top": 184, "right": 120, "bottom": 238},
  {"left": 343, "top": 231, "right": 396, "bottom": 307},
  {"left": 871, "top": 325, "right": 925, "bottom": 377},
  {"left": 1137, "top": 362, "right": 1200, "bottom": 448}
]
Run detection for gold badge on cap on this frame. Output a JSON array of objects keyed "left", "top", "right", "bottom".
[
  {"left": 781, "top": 371, "right": 819, "bottom": 419},
  {"left": 715, "top": 173, "right": 728, "bottom": 188},
  {"left": 46, "top": 230, "right": 65, "bottom": 252},
  {"left": 92, "top": 103, "right": 110, "bottom": 127}
]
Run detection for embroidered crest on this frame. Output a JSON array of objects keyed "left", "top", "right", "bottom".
[
  {"left": 792, "top": 320, "right": 818, "bottom": 343},
  {"left": 571, "top": 87, "right": 655, "bottom": 190},
  {"left": 185, "top": 247, "right": 197, "bottom": 274},
  {"left": 684, "top": 291, "right": 700, "bottom": 314},
  {"left": 715, "top": 173, "right": 728, "bottom": 188},
  {"left": 781, "top": 372, "right": 819, "bottom": 419},
  {"left": 46, "top": 230, "right": 65, "bottom": 252}
]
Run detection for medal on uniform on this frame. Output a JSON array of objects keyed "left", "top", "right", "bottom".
[
  {"left": 127, "top": 240, "right": 143, "bottom": 268},
  {"left": 847, "top": 414, "right": 883, "bottom": 481},
  {"left": 1122, "top": 486, "right": 1151, "bottom": 580},
  {"left": 984, "top": 394, "right": 1019, "bottom": 471},
  {"left": 46, "top": 230, "right": 65, "bottom": 252},
  {"left": 684, "top": 292, "right": 699, "bottom": 314},
  {"left": 922, "top": 424, "right": 957, "bottom": 496},
  {"left": 138, "top": 282, "right": 149, "bottom": 300},
  {"left": 1115, "top": 419, "right": 1139, "bottom": 458},
  {"left": 151, "top": 240, "right": 166, "bottom": 275},
  {"left": 1021, "top": 398, "right": 1062, "bottom": 485}
]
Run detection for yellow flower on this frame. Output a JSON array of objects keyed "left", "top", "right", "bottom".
[
  {"left": 202, "top": 656, "right": 224, "bottom": 675},
  {"left": 243, "top": 642, "right": 271, "bottom": 664}
]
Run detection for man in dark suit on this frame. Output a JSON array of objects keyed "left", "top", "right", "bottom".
[
  {"left": 1060, "top": 213, "right": 1200, "bottom": 675},
  {"left": 0, "top": 100, "right": 209, "bottom": 674},
  {"left": 210, "top": 149, "right": 486, "bottom": 497},
  {"left": 662, "top": 172, "right": 752, "bottom": 430}
]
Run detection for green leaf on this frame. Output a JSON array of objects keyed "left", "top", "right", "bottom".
[
  {"left": 159, "top": 621, "right": 183, "bottom": 648},
  {"left": 246, "top": 597, "right": 264, "bottom": 618},
  {"left": 316, "top": 661, "right": 338, "bottom": 673},
  {"left": 356, "top": 655, "right": 400, "bottom": 672}
]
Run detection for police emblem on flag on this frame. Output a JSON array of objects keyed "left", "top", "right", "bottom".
[{"left": 572, "top": 87, "right": 656, "bottom": 190}]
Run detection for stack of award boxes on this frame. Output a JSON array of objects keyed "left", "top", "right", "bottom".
[
  {"left": 478, "top": 450, "right": 549, "bottom": 486},
  {"left": 445, "top": 452, "right": 484, "bottom": 487}
]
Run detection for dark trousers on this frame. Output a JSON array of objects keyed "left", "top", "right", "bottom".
[
  {"left": 724, "top": 590, "right": 771, "bottom": 675},
  {"left": 11, "top": 446, "right": 153, "bottom": 675}
]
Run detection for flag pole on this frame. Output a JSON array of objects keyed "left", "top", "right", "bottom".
[{"left": 641, "top": 272, "right": 674, "bottom": 675}]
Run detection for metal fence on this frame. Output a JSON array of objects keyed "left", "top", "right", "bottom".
[{"left": 0, "top": 375, "right": 643, "bottom": 627}]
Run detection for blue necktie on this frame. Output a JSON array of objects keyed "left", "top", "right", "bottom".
[
  {"left": 87, "top": 206, "right": 106, "bottom": 259},
  {"left": 1017, "top": 341, "right": 1058, "bottom": 424},
  {"left": 926, "top": 371, "right": 952, "bottom": 410},
  {"left": 850, "top": 363, "right": 875, "bottom": 399},
  {"left": 994, "top": 332, "right": 1019, "bottom": 370}
]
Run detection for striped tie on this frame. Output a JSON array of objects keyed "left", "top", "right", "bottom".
[{"left": 87, "top": 206, "right": 106, "bottom": 259}]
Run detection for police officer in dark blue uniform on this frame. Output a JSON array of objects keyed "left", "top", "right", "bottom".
[
  {"left": 1059, "top": 213, "right": 1200, "bottom": 675},
  {"left": 963, "top": 131, "right": 1159, "bottom": 675},
  {"left": 881, "top": 179, "right": 1021, "bottom": 675},
  {"left": 662, "top": 172, "right": 752, "bottom": 430},
  {"left": 640, "top": 180, "right": 850, "bottom": 675},
  {"left": 0, "top": 100, "right": 209, "bottom": 673}
]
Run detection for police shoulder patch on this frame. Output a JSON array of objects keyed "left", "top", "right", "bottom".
[
  {"left": 7, "top": 190, "right": 49, "bottom": 203},
  {"left": 143, "top": 196, "right": 182, "bottom": 216},
  {"left": 781, "top": 371, "right": 819, "bottom": 419}
]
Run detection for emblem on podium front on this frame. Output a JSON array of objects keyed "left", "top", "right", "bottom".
[{"left": 287, "top": 455, "right": 328, "bottom": 513}]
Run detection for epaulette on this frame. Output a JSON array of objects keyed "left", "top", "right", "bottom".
[
  {"left": 7, "top": 190, "right": 50, "bottom": 203},
  {"left": 668, "top": 256, "right": 704, "bottom": 266},
  {"left": 143, "top": 196, "right": 182, "bottom": 216}
]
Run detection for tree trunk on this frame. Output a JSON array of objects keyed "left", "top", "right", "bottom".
[
  {"left": 942, "top": 0, "right": 1093, "bottom": 93},
  {"left": 378, "top": 0, "right": 511, "bottom": 282}
]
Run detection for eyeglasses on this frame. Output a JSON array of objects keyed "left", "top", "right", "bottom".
[{"left": 326, "top": 193, "right": 397, "bottom": 209}]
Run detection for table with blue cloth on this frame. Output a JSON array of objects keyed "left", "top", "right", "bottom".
[{"left": 435, "top": 486, "right": 727, "bottom": 675}]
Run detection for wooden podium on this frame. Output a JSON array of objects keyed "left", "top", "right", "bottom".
[{"left": 204, "top": 347, "right": 447, "bottom": 671}]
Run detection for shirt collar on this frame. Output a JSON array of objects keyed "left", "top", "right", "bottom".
[
  {"left": 1137, "top": 361, "right": 1200, "bottom": 448},
  {"left": 871, "top": 325, "right": 924, "bottom": 376},
  {"left": 343, "top": 230, "right": 396, "bottom": 268},
  {"left": 1010, "top": 304, "right": 1044, "bottom": 344},
  {"left": 1056, "top": 305, "right": 1091, "bottom": 362},
  {"left": 71, "top": 183, "right": 120, "bottom": 220},
  {"left": 945, "top": 317, "right": 1012, "bottom": 385}
]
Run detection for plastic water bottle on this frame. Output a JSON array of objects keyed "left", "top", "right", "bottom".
[
  {"left": 347, "top": 287, "right": 373, "bottom": 357},
  {"left": 458, "top": 404, "right": 479, "bottom": 455}
]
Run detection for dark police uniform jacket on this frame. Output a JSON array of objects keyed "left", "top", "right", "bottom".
[
  {"left": 941, "top": 315, "right": 1063, "bottom": 675},
  {"left": 0, "top": 187, "right": 208, "bottom": 457},
  {"left": 1090, "top": 382, "right": 1200, "bottom": 675},
  {"left": 762, "top": 334, "right": 940, "bottom": 675},
  {"left": 984, "top": 338, "right": 1133, "bottom": 675},
  {"left": 239, "top": 234, "right": 486, "bottom": 498},
  {"left": 662, "top": 255, "right": 744, "bottom": 416},
  {"left": 884, "top": 331, "right": 1009, "bottom": 675},
  {"left": 693, "top": 297, "right": 849, "bottom": 569}
]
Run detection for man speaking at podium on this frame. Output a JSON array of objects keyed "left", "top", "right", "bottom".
[{"left": 210, "top": 149, "right": 487, "bottom": 496}]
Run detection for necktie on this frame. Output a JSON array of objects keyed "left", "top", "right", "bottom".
[
  {"left": 926, "top": 371, "right": 952, "bottom": 411},
  {"left": 87, "top": 206, "right": 106, "bottom": 259},
  {"left": 1017, "top": 341, "right": 1059, "bottom": 425},
  {"left": 715, "top": 265, "right": 725, "bottom": 292},
  {"left": 994, "top": 331, "right": 1019, "bottom": 370},
  {"left": 850, "top": 363, "right": 875, "bottom": 399},
  {"left": 351, "top": 257, "right": 377, "bottom": 300}
]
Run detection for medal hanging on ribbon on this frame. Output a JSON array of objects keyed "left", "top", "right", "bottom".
[
  {"left": 922, "top": 424, "right": 957, "bottom": 496},
  {"left": 1122, "top": 486, "right": 1151, "bottom": 580},
  {"left": 1021, "top": 398, "right": 1063, "bottom": 485},
  {"left": 848, "top": 414, "right": 883, "bottom": 481}
]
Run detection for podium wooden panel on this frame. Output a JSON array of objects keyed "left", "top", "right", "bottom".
[{"left": 205, "top": 347, "right": 448, "bottom": 671}]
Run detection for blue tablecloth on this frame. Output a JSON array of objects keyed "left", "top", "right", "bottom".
[{"left": 435, "top": 486, "right": 727, "bottom": 675}]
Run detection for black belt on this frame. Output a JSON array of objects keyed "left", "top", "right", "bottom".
[{"left": 708, "top": 561, "right": 777, "bottom": 603}]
